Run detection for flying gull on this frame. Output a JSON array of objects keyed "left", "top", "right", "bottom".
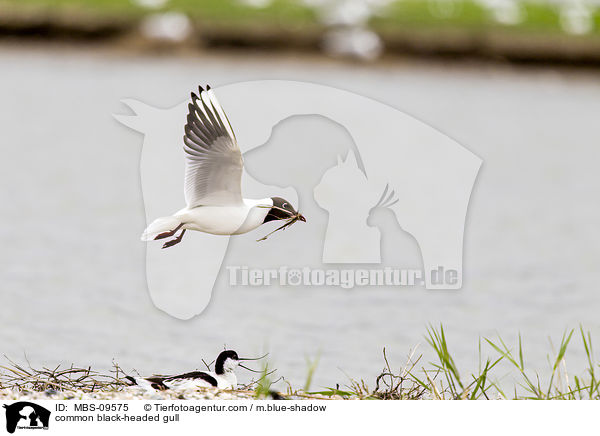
[{"left": 141, "top": 85, "right": 306, "bottom": 248}]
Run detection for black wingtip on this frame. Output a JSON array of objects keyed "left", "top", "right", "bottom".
[
  {"left": 198, "top": 85, "right": 205, "bottom": 93},
  {"left": 206, "top": 84, "right": 211, "bottom": 90},
  {"left": 187, "top": 103, "right": 196, "bottom": 116}
]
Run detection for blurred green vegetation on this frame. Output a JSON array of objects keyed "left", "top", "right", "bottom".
[
  {"left": 0, "top": 0, "right": 317, "bottom": 27},
  {"left": 1, "top": 0, "right": 598, "bottom": 35},
  {"left": 374, "top": 0, "right": 599, "bottom": 36},
  {"left": 1, "top": 0, "right": 599, "bottom": 54}
]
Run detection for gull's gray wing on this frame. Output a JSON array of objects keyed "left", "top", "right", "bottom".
[{"left": 183, "top": 85, "right": 243, "bottom": 207}]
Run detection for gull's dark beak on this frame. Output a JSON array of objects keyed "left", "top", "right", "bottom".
[{"left": 298, "top": 214, "right": 306, "bottom": 222}]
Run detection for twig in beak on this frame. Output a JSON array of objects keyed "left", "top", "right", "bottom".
[
  {"left": 255, "top": 204, "right": 306, "bottom": 241},
  {"left": 257, "top": 216, "right": 298, "bottom": 242}
]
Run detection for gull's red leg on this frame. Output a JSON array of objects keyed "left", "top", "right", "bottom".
[
  {"left": 154, "top": 223, "right": 183, "bottom": 240},
  {"left": 162, "top": 229, "right": 187, "bottom": 249}
]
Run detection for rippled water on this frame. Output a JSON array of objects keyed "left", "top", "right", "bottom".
[{"left": 1, "top": 44, "right": 600, "bottom": 390}]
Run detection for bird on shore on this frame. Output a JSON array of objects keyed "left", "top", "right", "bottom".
[
  {"left": 141, "top": 85, "right": 306, "bottom": 249},
  {"left": 125, "top": 350, "right": 265, "bottom": 391}
]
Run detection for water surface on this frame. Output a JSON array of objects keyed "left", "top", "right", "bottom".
[{"left": 1, "top": 45, "right": 600, "bottom": 390}]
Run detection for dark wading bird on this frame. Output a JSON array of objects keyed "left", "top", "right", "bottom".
[
  {"left": 141, "top": 85, "right": 306, "bottom": 249},
  {"left": 125, "top": 350, "right": 268, "bottom": 390}
]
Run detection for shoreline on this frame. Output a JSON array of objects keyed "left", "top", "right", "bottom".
[{"left": 2, "top": 326, "right": 599, "bottom": 400}]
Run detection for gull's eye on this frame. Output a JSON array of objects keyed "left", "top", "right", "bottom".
[{"left": 282, "top": 203, "right": 288, "bottom": 208}]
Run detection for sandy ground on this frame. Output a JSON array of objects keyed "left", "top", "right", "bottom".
[
  {"left": 0, "top": 387, "right": 256, "bottom": 401},
  {"left": 0, "top": 387, "right": 344, "bottom": 400}
]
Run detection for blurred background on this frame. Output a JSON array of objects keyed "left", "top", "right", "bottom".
[
  {"left": 1, "top": 0, "right": 600, "bottom": 392},
  {"left": 2, "top": 0, "right": 600, "bottom": 62}
]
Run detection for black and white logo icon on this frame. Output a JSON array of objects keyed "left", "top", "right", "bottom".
[{"left": 2, "top": 402, "right": 50, "bottom": 433}]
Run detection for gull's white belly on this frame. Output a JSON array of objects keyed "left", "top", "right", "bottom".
[{"left": 175, "top": 204, "right": 265, "bottom": 235}]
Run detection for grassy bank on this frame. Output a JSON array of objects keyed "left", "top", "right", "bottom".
[
  {"left": 3, "top": 0, "right": 600, "bottom": 34},
  {"left": 1, "top": 0, "right": 600, "bottom": 63},
  {"left": 2, "top": 325, "right": 599, "bottom": 400}
]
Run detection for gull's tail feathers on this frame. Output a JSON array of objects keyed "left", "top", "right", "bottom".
[{"left": 141, "top": 216, "right": 182, "bottom": 241}]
